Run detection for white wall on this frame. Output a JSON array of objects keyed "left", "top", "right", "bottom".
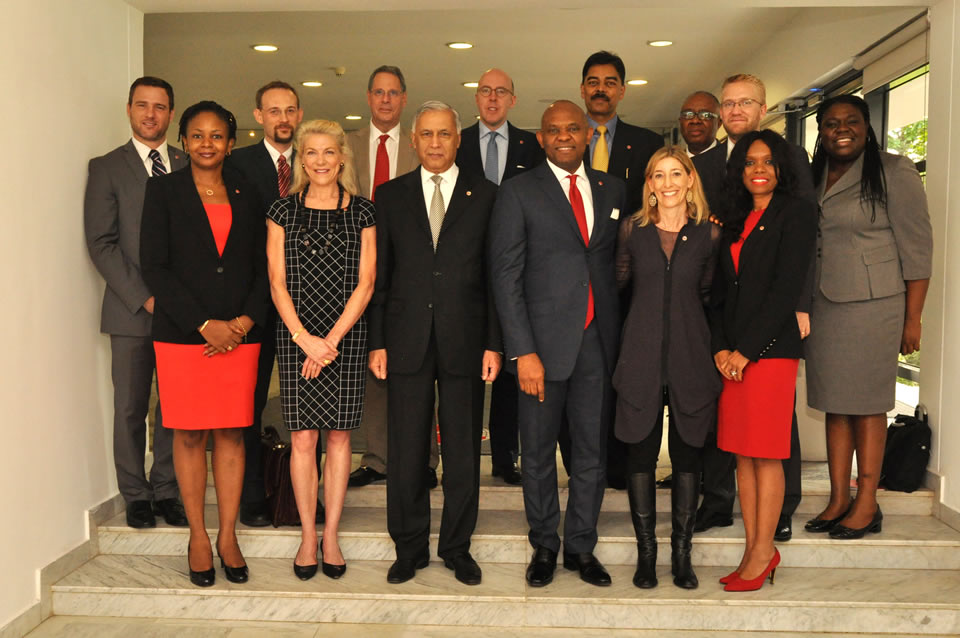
[
  {"left": 926, "top": 0, "right": 960, "bottom": 512},
  {"left": 0, "top": 0, "right": 143, "bottom": 626}
]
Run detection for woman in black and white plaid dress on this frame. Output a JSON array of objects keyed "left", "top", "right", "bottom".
[{"left": 266, "top": 119, "right": 376, "bottom": 581}]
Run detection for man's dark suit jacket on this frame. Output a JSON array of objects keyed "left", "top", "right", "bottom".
[
  {"left": 708, "top": 192, "right": 817, "bottom": 362},
  {"left": 489, "top": 161, "right": 626, "bottom": 380},
  {"left": 456, "top": 122, "right": 545, "bottom": 183},
  {"left": 228, "top": 140, "right": 294, "bottom": 214},
  {"left": 140, "top": 166, "right": 269, "bottom": 344},
  {"left": 584, "top": 118, "right": 664, "bottom": 213},
  {"left": 368, "top": 168, "right": 502, "bottom": 376}
]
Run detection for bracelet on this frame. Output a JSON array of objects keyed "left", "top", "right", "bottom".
[
  {"left": 198, "top": 319, "right": 210, "bottom": 333},
  {"left": 291, "top": 328, "right": 303, "bottom": 342},
  {"left": 234, "top": 317, "right": 248, "bottom": 336}
]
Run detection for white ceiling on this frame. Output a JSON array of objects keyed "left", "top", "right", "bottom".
[{"left": 142, "top": 4, "right": 923, "bottom": 144}]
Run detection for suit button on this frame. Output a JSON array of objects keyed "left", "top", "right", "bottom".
[
  {"left": 733, "top": 281, "right": 738, "bottom": 286},
  {"left": 428, "top": 303, "right": 433, "bottom": 309},
  {"left": 581, "top": 281, "right": 588, "bottom": 287},
  {"left": 433, "top": 271, "right": 441, "bottom": 277},
  {"left": 216, "top": 266, "right": 224, "bottom": 273}
]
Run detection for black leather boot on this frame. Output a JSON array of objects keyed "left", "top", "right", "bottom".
[
  {"left": 627, "top": 472, "right": 658, "bottom": 588},
  {"left": 671, "top": 472, "right": 699, "bottom": 589}
]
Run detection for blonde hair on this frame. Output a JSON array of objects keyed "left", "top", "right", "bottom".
[
  {"left": 721, "top": 73, "right": 766, "bottom": 105},
  {"left": 632, "top": 146, "right": 710, "bottom": 227},
  {"left": 290, "top": 119, "right": 359, "bottom": 196}
]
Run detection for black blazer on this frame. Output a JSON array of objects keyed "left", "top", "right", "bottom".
[
  {"left": 456, "top": 122, "right": 545, "bottom": 183},
  {"left": 368, "top": 168, "right": 502, "bottom": 376},
  {"left": 140, "top": 166, "right": 269, "bottom": 344},
  {"left": 708, "top": 192, "right": 817, "bottom": 361},
  {"left": 228, "top": 140, "right": 295, "bottom": 214},
  {"left": 489, "top": 161, "right": 626, "bottom": 380},
  {"left": 585, "top": 118, "right": 664, "bottom": 213}
]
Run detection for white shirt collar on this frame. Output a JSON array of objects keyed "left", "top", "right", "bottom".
[
  {"left": 421, "top": 162, "right": 459, "bottom": 186},
  {"left": 726, "top": 137, "right": 737, "bottom": 160},
  {"left": 370, "top": 123, "right": 402, "bottom": 144},
  {"left": 131, "top": 137, "right": 170, "bottom": 168},
  {"left": 546, "top": 158, "right": 587, "bottom": 185},
  {"left": 687, "top": 139, "right": 718, "bottom": 158},
  {"left": 262, "top": 138, "right": 293, "bottom": 167},
  {"left": 479, "top": 120, "right": 509, "bottom": 140}
]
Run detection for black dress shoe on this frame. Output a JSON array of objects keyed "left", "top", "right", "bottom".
[
  {"left": 387, "top": 555, "right": 430, "bottom": 584},
  {"left": 126, "top": 500, "right": 156, "bottom": 529},
  {"left": 829, "top": 507, "right": 883, "bottom": 540},
  {"left": 348, "top": 466, "right": 386, "bottom": 487},
  {"left": 293, "top": 561, "right": 318, "bottom": 581},
  {"left": 217, "top": 550, "right": 249, "bottom": 583},
  {"left": 187, "top": 542, "right": 215, "bottom": 587},
  {"left": 526, "top": 546, "right": 557, "bottom": 587},
  {"left": 320, "top": 536, "right": 347, "bottom": 579},
  {"left": 240, "top": 502, "right": 271, "bottom": 527},
  {"left": 153, "top": 498, "right": 188, "bottom": 527},
  {"left": 693, "top": 509, "right": 733, "bottom": 533},
  {"left": 606, "top": 474, "right": 627, "bottom": 490},
  {"left": 443, "top": 552, "right": 482, "bottom": 585},
  {"left": 563, "top": 551, "right": 612, "bottom": 587},
  {"left": 426, "top": 467, "right": 439, "bottom": 489},
  {"left": 774, "top": 516, "right": 793, "bottom": 542},
  {"left": 804, "top": 505, "right": 852, "bottom": 533},
  {"left": 492, "top": 464, "right": 522, "bottom": 485}
]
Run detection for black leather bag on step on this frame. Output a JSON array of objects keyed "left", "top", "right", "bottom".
[
  {"left": 262, "top": 426, "right": 300, "bottom": 527},
  {"left": 880, "top": 413, "right": 931, "bottom": 493}
]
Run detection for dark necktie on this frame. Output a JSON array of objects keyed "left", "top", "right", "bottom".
[
  {"left": 277, "top": 155, "right": 290, "bottom": 198},
  {"left": 148, "top": 149, "right": 166, "bottom": 177},
  {"left": 567, "top": 174, "right": 594, "bottom": 328},
  {"left": 484, "top": 131, "right": 500, "bottom": 184},
  {"left": 372, "top": 134, "right": 390, "bottom": 200}
]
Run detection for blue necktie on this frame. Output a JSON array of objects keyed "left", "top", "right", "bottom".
[
  {"left": 148, "top": 149, "right": 166, "bottom": 177},
  {"left": 484, "top": 131, "right": 500, "bottom": 185}
]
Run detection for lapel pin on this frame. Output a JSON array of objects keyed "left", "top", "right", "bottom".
[
  {"left": 519, "top": 140, "right": 524, "bottom": 144},
  {"left": 759, "top": 225, "right": 765, "bottom": 231},
  {"left": 466, "top": 191, "right": 472, "bottom": 196},
  {"left": 682, "top": 235, "right": 688, "bottom": 241},
  {"left": 627, "top": 145, "right": 632, "bottom": 150},
  {"left": 598, "top": 181, "right": 603, "bottom": 186},
  {"left": 235, "top": 189, "right": 240, "bottom": 193}
]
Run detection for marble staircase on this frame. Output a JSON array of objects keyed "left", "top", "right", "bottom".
[{"left": 46, "top": 460, "right": 960, "bottom": 635}]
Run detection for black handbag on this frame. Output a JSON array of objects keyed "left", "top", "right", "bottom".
[
  {"left": 261, "top": 426, "right": 301, "bottom": 527},
  {"left": 880, "top": 412, "right": 931, "bottom": 493}
]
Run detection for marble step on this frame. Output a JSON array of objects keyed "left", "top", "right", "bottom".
[
  {"left": 51, "top": 554, "right": 960, "bottom": 634},
  {"left": 98, "top": 506, "right": 960, "bottom": 570},
  {"left": 202, "top": 481, "right": 935, "bottom": 517},
  {"left": 25, "top": 615, "right": 954, "bottom": 638}
]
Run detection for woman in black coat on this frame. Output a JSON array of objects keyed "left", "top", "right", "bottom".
[
  {"left": 614, "top": 146, "right": 721, "bottom": 591},
  {"left": 709, "top": 130, "right": 816, "bottom": 592},
  {"left": 141, "top": 102, "right": 268, "bottom": 588}
]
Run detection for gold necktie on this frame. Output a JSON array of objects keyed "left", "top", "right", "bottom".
[{"left": 592, "top": 125, "right": 609, "bottom": 172}]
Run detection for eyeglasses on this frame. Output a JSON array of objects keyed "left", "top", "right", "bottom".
[
  {"left": 477, "top": 86, "right": 513, "bottom": 98},
  {"left": 679, "top": 110, "right": 720, "bottom": 121},
  {"left": 720, "top": 98, "right": 759, "bottom": 111},
  {"left": 371, "top": 89, "right": 403, "bottom": 99}
]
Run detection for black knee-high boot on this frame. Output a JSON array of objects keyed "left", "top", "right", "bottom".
[
  {"left": 627, "top": 472, "right": 658, "bottom": 588},
  {"left": 671, "top": 472, "right": 699, "bottom": 589}
]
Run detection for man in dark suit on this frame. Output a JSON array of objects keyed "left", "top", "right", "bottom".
[
  {"left": 692, "top": 73, "right": 815, "bottom": 542},
  {"left": 680, "top": 91, "right": 722, "bottom": 157},
  {"left": 578, "top": 51, "right": 664, "bottom": 490},
  {"left": 84, "top": 76, "right": 188, "bottom": 529},
  {"left": 490, "top": 100, "right": 626, "bottom": 587},
  {"left": 457, "top": 67, "right": 544, "bottom": 486},
  {"left": 228, "top": 80, "right": 320, "bottom": 528},
  {"left": 369, "top": 101, "right": 502, "bottom": 586}
]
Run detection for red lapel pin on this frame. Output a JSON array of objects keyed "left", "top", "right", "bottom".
[
  {"left": 466, "top": 191, "right": 472, "bottom": 196},
  {"left": 598, "top": 181, "right": 603, "bottom": 186},
  {"left": 627, "top": 145, "right": 632, "bottom": 150}
]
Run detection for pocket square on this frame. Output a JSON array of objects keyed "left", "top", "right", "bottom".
[
  {"left": 516, "top": 165, "right": 525, "bottom": 169},
  {"left": 610, "top": 208, "right": 620, "bottom": 220}
]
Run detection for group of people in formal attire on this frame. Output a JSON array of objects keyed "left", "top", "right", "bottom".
[{"left": 84, "top": 49, "right": 932, "bottom": 593}]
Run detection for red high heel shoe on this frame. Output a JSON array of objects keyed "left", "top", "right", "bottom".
[
  {"left": 719, "top": 569, "right": 740, "bottom": 584},
  {"left": 724, "top": 549, "right": 780, "bottom": 592}
]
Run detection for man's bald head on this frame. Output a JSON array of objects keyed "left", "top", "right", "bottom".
[{"left": 537, "top": 100, "right": 592, "bottom": 172}]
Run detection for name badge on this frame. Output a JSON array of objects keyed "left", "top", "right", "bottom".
[{"left": 610, "top": 208, "right": 620, "bottom": 220}]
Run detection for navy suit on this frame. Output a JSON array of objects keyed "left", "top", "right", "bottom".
[{"left": 489, "top": 161, "right": 625, "bottom": 553}]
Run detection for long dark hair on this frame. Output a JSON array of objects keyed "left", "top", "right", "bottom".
[
  {"left": 811, "top": 94, "right": 886, "bottom": 220},
  {"left": 722, "top": 129, "right": 798, "bottom": 238},
  {"left": 177, "top": 100, "right": 238, "bottom": 145}
]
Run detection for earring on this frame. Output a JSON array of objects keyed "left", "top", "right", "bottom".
[
  {"left": 339, "top": 162, "right": 345, "bottom": 168},
  {"left": 686, "top": 190, "right": 694, "bottom": 203},
  {"left": 648, "top": 193, "right": 658, "bottom": 208},
  {"left": 301, "top": 164, "right": 305, "bottom": 169}
]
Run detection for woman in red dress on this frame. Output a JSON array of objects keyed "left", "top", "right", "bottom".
[
  {"left": 709, "top": 130, "right": 816, "bottom": 592},
  {"left": 141, "top": 101, "right": 268, "bottom": 587}
]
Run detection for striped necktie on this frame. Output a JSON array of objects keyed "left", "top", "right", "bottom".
[
  {"left": 148, "top": 149, "right": 166, "bottom": 177},
  {"left": 429, "top": 174, "right": 445, "bottom": 251},
  {"left": 277, "top": 155, "right": 290, "bottom": 198}
]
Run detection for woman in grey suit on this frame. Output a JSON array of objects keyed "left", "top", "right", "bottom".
[{"left": 804, "top": 95, "right": 932, "bottom": 539}]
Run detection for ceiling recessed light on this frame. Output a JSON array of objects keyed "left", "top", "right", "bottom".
[
  {"left": 447, "top": 42, "right": 473, "bottom": 49},
  {"left": 627, "top": 79, "right": 649, "bottom": 86},
  {"left": 301, "top": 81, "right": 322, "bottom": 87},
  {"left": 252, "top": 44, "right": 278, "bottom": 52},
  {"left": 647, "top": 40, "right": 673, "bottom": 47},
  {"left": 345, "top": 115, "right": 362, "bottom": 120},
  {"left": 463, "top": 82, "right": 479, "bottom": 88}
]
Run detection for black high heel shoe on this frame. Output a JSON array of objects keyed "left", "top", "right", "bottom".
[
  {"left": 804, "top": 504, "right": 852, "bottom": 533},
  {"left": 216, "top": 544, "right": 249, "bottom": 584},
  {"left": 187, "top": 541, "right": 215, "bottom": 587},
  {"left": 293, "top": 542, "right": 319, "bottom": 581},
  {"left": 829, "top": 506, "right": 883, "bottom": 539},
  {"left": 321, "top": 536, "right": 347, "bottom": 579}
]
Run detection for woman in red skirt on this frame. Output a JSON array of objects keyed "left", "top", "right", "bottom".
[
  {"left": 709, "top": 130, "right": 815, "bottom": 592},
  {"left": 141, "top": 101, "right": 268, "bottom": 587}
]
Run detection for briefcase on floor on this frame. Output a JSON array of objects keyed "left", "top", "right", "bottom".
[{"left": 262, "top": 426, "right": 301, "bottom": 527}]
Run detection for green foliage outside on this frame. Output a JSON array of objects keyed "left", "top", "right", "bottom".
[{"left": 887, "top": 119, "right": 927, "bottom": 164}]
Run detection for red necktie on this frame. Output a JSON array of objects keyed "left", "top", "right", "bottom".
[
  {"left": 277, "top": 154, "right": 290, "bottom": 198},
  {"left": 567, "top": 174, "right": 594, "bottom": 329},
  {"left": 372, "top": 134, "right": 390, "bottom": 201}
]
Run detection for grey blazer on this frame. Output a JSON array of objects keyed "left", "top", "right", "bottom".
[
  {"left": 345, "top": 125, "right": 419, "bottom": 199},
  {"left": 84, "top": 140, "right": 188, "bottom": 336},
  {"left": 817, "top": 152, "right": 933, "bottom": 303}
]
